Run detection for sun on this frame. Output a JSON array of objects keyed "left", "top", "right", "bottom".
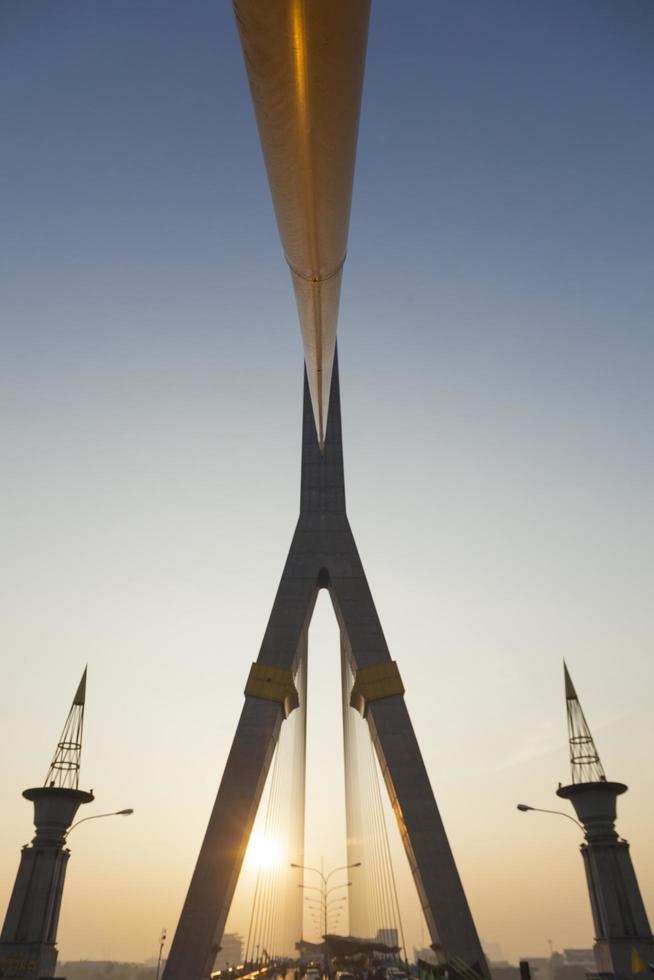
[{"left": 248, "top": 835, "right": 283, "bottom": 869}]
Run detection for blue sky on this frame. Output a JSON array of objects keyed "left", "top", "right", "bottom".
[{"left": 1, "top": 1, "right": 653, "bottom": 963}]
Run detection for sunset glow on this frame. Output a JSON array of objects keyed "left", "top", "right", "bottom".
[{"left": 247, "top": 836, "right": 283, "bottom": 870}]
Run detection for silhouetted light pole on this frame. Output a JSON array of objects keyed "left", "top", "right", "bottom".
[
  {"left": 156, "top": 929, "right": 167, "bottom": 980},
  {"left": 290, "top": 861, "right": 361, "bottom": 973},
  {"left": 66, "top": 808, "right": 134, "bottom": 838},
  {"left": 516, "top": 803, "right": 584, "bottom": 831}
]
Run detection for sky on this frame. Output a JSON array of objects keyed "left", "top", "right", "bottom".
[{"left": 1, "top": 0, "right": 653, "bottom": 966}]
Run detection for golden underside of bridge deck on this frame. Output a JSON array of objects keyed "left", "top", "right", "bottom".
[{"left": 233, "top": 0, "right": 370, "bottom": 448}]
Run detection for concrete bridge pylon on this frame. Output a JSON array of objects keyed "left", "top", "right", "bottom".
[{"left": 163, "top": 356, "right": 488, "bottom": 980}]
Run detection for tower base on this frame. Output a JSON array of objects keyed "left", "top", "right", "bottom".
[
  {"left": 0, "top": 940, "right": 58, "bottom": 980},
  {"left": 1, "top": 787, "right": 93, "bottom": 980},
  {"left": 558, "top": 781, "right": 654, "bottom": 980}
]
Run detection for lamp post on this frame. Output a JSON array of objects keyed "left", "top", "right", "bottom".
[
  {"left": 66, "top": 807, "right": 134, "bottom": 838},
  {"left": 308, "top": 901, "right": 344, "bottom": 924},
  {"left": 300, "top": 885, "right": 351, "bottom": 907},
  {"left": 326, "top": 883, "right": 352, "bottom": 899},
  {"left": 516, "top": 803, "right": 584, "bottom": 832},
  {"left": 304, "top": 896, "right": 347, "bottom": 916},
  {"left": 291, "top": 861, "right": 361, "bottom": 974},
  {"left": 156, "top": 928, "right": 167, "bottom": 980}
]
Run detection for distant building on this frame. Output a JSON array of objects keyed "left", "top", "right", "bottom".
[
  {"left": 482, "top": 942, "right": 504, "bottom": 964},
  {"left": 488, "top": 963, "right": 519, "bottom": 980},
  {"left": 414, "top": 947, "right": 438, "bottom": 965},
  {"left": 518, "top": 956, "right": 550, "bottom": 980},
  {"left": 59, "top": 963, "right": 156, "bottom": 980},
  {"left": 375, "top": 929, "right": 399, "bottom": 949},
  {"left": 513, "top": 950, "right": 598, "bottom": 980},
  {"left": 213, "top": 934, "right": 243, "bottom": 971},
  {"left": 561, "top": 950, "right": 594, "bottom": 972}
]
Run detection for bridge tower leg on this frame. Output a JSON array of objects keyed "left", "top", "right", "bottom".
[{"left": 163, "top": 356, "right": 488, "bottom": 980}]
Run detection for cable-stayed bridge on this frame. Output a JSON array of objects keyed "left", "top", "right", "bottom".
[
  {"left": 2, "top": 8, "right": 651, "bottom": 980},
  {"left": 162, "top": 4, "right": 487, "bottom": 980},
  {"left": 163, "top": 354, "right": 487, "bottom": 980}
]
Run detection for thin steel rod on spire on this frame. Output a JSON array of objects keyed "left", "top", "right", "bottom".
[
  {"left": 44, "top": 667, "right": 87, "bottom": 790},
  {"left": 563, "top": 661, "right": 606, "bottom": 784}
]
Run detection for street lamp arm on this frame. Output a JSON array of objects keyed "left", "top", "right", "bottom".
[
  {"left": 298, "top": 884, "right": 323, "bottom": 896},
  {"left": 290, "top": 862, "right": 326, "bottom": 884},
  {"left": 325, "top": 862, "right": 361, "bottom": 884},
  {"left": 516, "top": 803, "right": 584, "bottom": 831},
  {"left": 307, "top": 899, "right": 345, "bottom": 915},
  {"left": 66, "top": 808, "right": 134, "bottom": 838},
  {"left": 326, "top": 881, "right": 351, "bottom": 897},
  {"left": 305, "top": 894, "right": 348, "bottom": 906}
]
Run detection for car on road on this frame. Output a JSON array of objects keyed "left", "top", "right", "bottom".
[{"left": 385, "top": 969, "right": 408, "bottom": 980}]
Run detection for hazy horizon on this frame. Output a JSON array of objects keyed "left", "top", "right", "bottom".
[{"left": 1, "top": 0, "right": 653, "bottom": 967}]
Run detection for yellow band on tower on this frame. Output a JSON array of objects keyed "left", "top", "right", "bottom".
[
  {"left": 244, "top": 663, "right": 299, "bottom": 719},
  {"left": 350, "top": 661, "right": 404, "bottom": 717}
]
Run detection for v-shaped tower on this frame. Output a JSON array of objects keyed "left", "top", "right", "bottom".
[
  {"left": 163, "top": 356, "right": 488, "bottom": 980},
  {"left": 557, "top": 664, "right": 653, "bottom": 980}
]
